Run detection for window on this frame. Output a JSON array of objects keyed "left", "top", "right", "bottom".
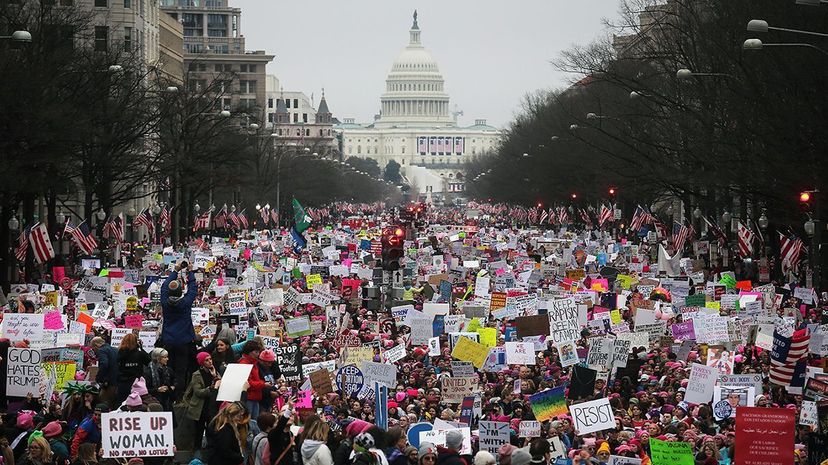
[
  {"left": 124, "top": 0, "right": 131, "bottom": 7},
  {"left": 293, "top": 113, "right": 298, "bottom": 123},
  {"left": 94, "top": 0, "right": 107, "bottom": 6},
  {"left": 182, "top": 13, "right": 203, "bottom": 37},
  {"left": 293, "top": 99, "right": 298, "bottom": 108},
  {"left": 123, "top": 27, "right": 132, "bottom": 51},
  {"left": 187, "top": 79, "right": 207, "bottom": 92},
  {"left": 240, "top": 64, "right": 257, "bottom": 73},
  {"left": 94, "top": 26, "right": 108, "bottom": 51},
  {"left": 185, "top": 43, "right": 203, "bottom": 53},
  {"left": 240, "top": 98, "right": 255, "bottom": 109},
  {"left": 221, "top": 97, "right": 231, "bottom": 110},
  {"left": 357, "top": 145, "right": 361, "bottom": 154},
  {"left": 239, "top": 80, "right": 256, "bottom": 94},
  {"left": 215, "top": 63, "right": 231, "bottom": 72},
  {"left": 302, "top": 113, "right": 307, "bottom": 123},
  {"left": 267, "top": 98, "right": 273, "bottom": 109},
  {"left": 268, "top": 113, "right": 274, "bottom": 123},
  {"left": 286, "top": 99, "right": 291, "bottom": 109},
  {"left": 207, "top": 14, "right": 227, "bottom": 37},
  {"left": 401, "top": 147, "right": 405, "bottom": 154}
]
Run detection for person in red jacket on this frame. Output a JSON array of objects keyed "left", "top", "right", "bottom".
[{"left": 239, "top": 340, "right": 269, "bottom": 418}]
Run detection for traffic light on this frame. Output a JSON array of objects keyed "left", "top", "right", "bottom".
[
  {"left": 381, "top": 226, "right": 405, "bottom": 271},
  {"left": 800, "top": 191, "right": 812, "bottom": 212}
]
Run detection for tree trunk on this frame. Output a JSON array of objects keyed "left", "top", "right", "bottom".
[{"left": 0, "top": 205, "right": 10, "bottom": 292}]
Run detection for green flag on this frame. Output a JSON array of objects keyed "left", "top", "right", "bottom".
[{"left": 292, "top": 198, "right": 311, "bottom": 234}]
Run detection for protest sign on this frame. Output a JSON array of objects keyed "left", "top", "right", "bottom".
[
  {"left": 451, "top": 336, "right": 489, "bottom": 368},
  {"left": 649, "top": 439, "right": 693, "bottom": 465},
  {"left": 451, "top": 361, "right": 475, "bottom": 378},
  {"left": 302, "top": 360, "right": 337, "bottom": 378},
  {"left": 478, "top": 421, "right": 510, "bottom": 453},
  {"left": 419, "top": 428, "right": 472, "bottom": 455},
  {"left": 275, "top": 346, "right": 302, "bottom": 382},
  {"left": 441, "top": 377, "right": 479, "bottom": 403},
  {"left": 611, "top": 339, "right": 631, "bottom": 369},
  {"left": 586, "top": 337, "right": 612, "bottom": 371},
  {"left": 515, "top": 315, "right": 551, "bottom": 338},
  {"left": 548, "top": 297, "right": 580, "bottom": 343},
  {"left": 310, "top": 368, "right": 334, "bottom": 395},
  {"left": 505, "top": 341, "right": 536, "bottom": 365},
  {"left": 7, "top": 348, "right": 42, "bottom": 397},
  {"left": 569, "top": 397, "right": 615, "bottom": 435},
  {"left": 336, "top": 364, "right": 365, "bottom": 397},
  {"left": 285, "top": 315, "right": 312, "bottom": 337},
  {"left": 361, "top": 361, "right": 397, "bottom": 388},
  {"left": 685, "top": 363, "right": 717, "bottom": 404},
  {"left": 608, "top": 457, "right": 641, "bottom": 465},
  {"left": 216, "top": 363, "right": 253, "bottom": 401},
  {"left": 528, "top": 386, "right": 568, "bottom": 423},
  {"left": 2, "top": 313, "right": 44, "bottom": 342},
  {"left": 519, "top": 420, "right": 541, "bottom": 438},
  {"left": 671, "top": 321, "right": 696, "bottom": 341},
  {"left": 101, "top": 411, "right": 174, "bottom": 458},
  {"left": 42, "top": 361, "right": 77, "bottom": 390},
  {"left": 735, "top": 407, "right": 795, "bottom": 465},
  {"left": 383, "top": 344, "right": 407, "bottom": 364},
  {"left": 719, "top": 374, "right": 764, "bottom": 394}
]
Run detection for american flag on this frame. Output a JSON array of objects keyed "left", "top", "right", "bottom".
[
  {"left": 193, "top": 209, "right": 212, "bottom": 231},
  {"left": 769, "top": 328, "right": 810, "bottom": 387},
  {"left": 270, "top": 209, "right": 279, "bottom": 226},
  {"left": 159, "top": 206, "right": 171, "bottom": 237},
  {"left": 779, "top": 231, "right": 805, "bottom": 275},
  {"left": 133, "top": 208, "right": 155, "bottom": 238},
  {"left": 546, "top": 208, "right": 555, "bottom": 225},
  {"left": 528, "top": 208, "right": 538, "bottom": 224},
  {"left": 653, "top": 219, "right": 669, "bottom": 240},
  {"left": 213, "top": 205, "right": 227, "bottom": 229},
  {"left": 239, "top": 209, "right": 249, "bottom": 229},
  {"left": 736, "top": 222, "right": 755, "bottom": 258},
  {"left": 69, "top": 220, "right": 98, "bottom": 255},
  {"left": 598, "top": 204, "right": 613, "bottom": 227},
  {"left": 370, "top": 239, "right": 382, "bottom": 256},
  {"left": 102, "top": 214, "right": 125, "bottom": 243},
  {"left": 539, "top": 209, "right": 549, "bottom": 225},
  {"left": 672, "top": 221, "right": 689, "bottom": 253},
  {"left": 702, "top": 216, "right": 728, "bottom": 246},
  {"left": 29, "top": 222, "right": 55, "bottom": 264},
  {"left": 228, "top": 210, "right": 241, "bottom": 229},
  {"left": 579, "top": 208, "right": 593, "bottom": 227},
  {"left": 630, "top": 205, "right": 653, "bottom": 232},
  {"left": 14, "top": 225, "right": 30, "bottom": 262},
  {"left": 557, "top": 206, "right": 569, "bottom": 225}
]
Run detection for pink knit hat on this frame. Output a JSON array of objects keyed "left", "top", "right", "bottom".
[
  {"left": 126, "top": 392, "right": 143, "bottom": 407},
  {"left": 131, "top": 377, "right": 148, "bottom": 396},
  {"left": 197, "top": 351, "right": 211, "bottom": 366}
]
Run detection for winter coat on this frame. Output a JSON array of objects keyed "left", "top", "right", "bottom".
[
  {"left": 95, "top": 343, "right": 119, "bottom": 386},
  {"left": 301, "top": 440, "right": 333, "bottom": 465},
  {"left": 184, "top": 368, "right": 219, "bottom": 421},
  {"left": 160, "top": 271, "right": 198, "bottom": 344},
  {"left": 239, "top": 354, "right": 266, "bottom": 401},
  {"left": 436, "top": 448, "right": 466, "bottom": 465},
  {"left": 267, "top": 414, "right": 296, "bottom": 465},
  {"left": 206, "top": 422, "right": 244, "bottom": 465},
  {"left": 117, "top": 348, "right": 150, "bottom": 384},
  {"left": 144, "top": 362, "right": 175, "bottom": 408}
]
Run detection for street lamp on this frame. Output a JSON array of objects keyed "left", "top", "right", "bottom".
[
  {"left": 676, "top": 68, "right": 736, "bottom": 80},
  {"left": 758, "top": 210, "right": 769, "bottom": 230},
  {"left": 747, "top": 19, "right": 828, "bottom": 37},
  {"left": 743, "top": 38, "right": 828, "bottom": 56},
  {"left": 56, "top": 211, "right": 66, "bottom": 225},
  {"left": 0, "top": 31, "right": 32, "bottom": 42},
  {"left": 8, "top": 215, "right": 19, "bottom": 231},
  {"left": 194, "top": 202, "right": 200, "bottom": 213},
  {"left": 805, "top": 217, "right": 816, "bottom": 236},
  {"left": 220, "top": 110, "right": 232, "bottom": 118},
  {"left": 96, "top": 209, "right": 107, "bottom": 222},
  {"left": 152, "top": 204, "right": 161, "bottom": 215},
  {"left": 722, "top": 211, "right": 732, "bottom": 225},
  {"left": 693, "top": 207, "right": 702, "bottom": 219},
  {"left": 108, "top": 65, "right": 124, "bottom": 74}
]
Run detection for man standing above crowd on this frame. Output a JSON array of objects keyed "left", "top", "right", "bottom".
[{"left": 160, "top": 260, "right": 198, "bottom": 399}]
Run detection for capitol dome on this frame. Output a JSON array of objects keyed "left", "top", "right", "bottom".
[{"left": 377, "top": 11, "right": 454, "bottom": 128}]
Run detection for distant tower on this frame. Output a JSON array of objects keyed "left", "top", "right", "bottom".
[
  {"left": 275, "top": 90, "right": 290, "bottom": 124},
  {"left": 315, "top": 88, "right": 332, "bottom": 124}
]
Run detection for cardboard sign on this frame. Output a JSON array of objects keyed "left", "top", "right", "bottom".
[
  {"left": 548, "top": 298, "right": 579, "bottom": 343},
  {"left": 451, "top": 336, "right": 489, "bottom": 368},
  {"left": 285, "top": 315, "right": 312, "bottom": 337},
  {"left": 101, "top": 411, "right": 174, "bottom": 458},
  {"left": 310, "top": 368, "right": 333, "bottom": 395},
  {"left": 441, "top": 377, "right": 479, "bottom": 403},
  {"left": 275, "top": 346, "right": 302, "bottom": 382},
  {"left": 505, "top": 341, "right": 536, "bottom": 365},
  {"left": 569, "top": 397, "right": 615, "bottom": 435},
  {"left": 515, "top": 315, "right": 551, "bottom": 338},
  {"left": 519, "top": 420, "right": 541, "bottom": 438},
  {"left": 529, "top": 386, "right": 568, "bottom": 422},
  {"left": 361, "top": 361, "right": 397, "bottom": 388},
  {"left": 418, "top": 428, "right": 472, "bottom": 455},
  {"left": 649, "top": 439, "right": 693, "bottom": 465}
]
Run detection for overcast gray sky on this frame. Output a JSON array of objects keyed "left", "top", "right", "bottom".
[{"left": 233, "top": 0, "right": 622, "bottom": 128}]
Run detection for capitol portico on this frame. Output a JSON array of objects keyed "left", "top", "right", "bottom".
[{"left": 336, "top": 11, "right": 501, "bottom": 197}]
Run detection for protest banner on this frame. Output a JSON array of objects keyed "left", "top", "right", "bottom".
[
  {"left": 719, "top": 374, "right": 764, "bottom": 395},
  {"left": 101, "top": 411, "right": 174, "bottom": 458},
  {"left": 275, "top": 345, "right": 302, "bottom": 382},
  {"left": 519, "top": 420, "right": 541, "bottom": 438},
  {"left": 569, "top": 397, "right": 615, "bottom": 435},
  {"left": 441, "top": 377, "right": 479, "bottom": 403},
  {"left": 649, "top": 439, "right": 693, "bottom": 465},
  {"left": 505, "top": 341, "right": 536, "bottom": 365},
  {"left": 586, "top": 337, "right": 612, "bottom": 371},
  {"left": 735, "top": 407, "right": 795, "bottom": 465},
  {"left": 216, "top": 363, "right": 253, "bottom": 401},
  {"left": 419, "top": 428, "right": 472, "bottom": 455},
  {"left": 515, "top": 315, "right": 551, "bottom": 338},
  {"left": 7, "top": 348, "right": 42, "bottom": 397},
  {"left": 42, "top": 361, "right": 77, "bottom": 390},
  {"left": 451, "top": 361, "right": 475, "bottom": 378},
  {"left": 611, "top": 339, "right": 631, "bottom": 369},
  {"left": 528, "top": 386, "right": 568, "bottom": 423},
  {"left": 361, "top": 361, "right": 397, "bottom": 388},
  {"left": 548, "top": 297, "right": 579, "bottom": 343},
  {"left": 451, "top": 336, "right": 489, "bottom": 368},
  {"left": 685, "top": 363, "right": 717, "bottom": 404},
  {"left": 285, "top": 315, "right": 312, "bottom": 337},
  {"left": 478, "top": 421, "right": 510, "bottom": 453}
]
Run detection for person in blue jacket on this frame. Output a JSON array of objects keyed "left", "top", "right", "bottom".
[
  {"left": 161, "top": 260, "right": 198, "bottom": 400},
  {"left": 91, "top": 336, "right": 119, "bottom": 409}
]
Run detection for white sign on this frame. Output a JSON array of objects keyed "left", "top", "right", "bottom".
[
  {"left": 505, "top": 342, "right": 536, "bottom": 365},
  {"left": 419, "top": 428, "right": 472, "bottom": 455},
  {"left": 451, "top": 361, "right": 475, "bottom": 377},
  {"left": 478, "top": 421, "right": 510, "bottom": 453},
  {"left": 2, "top": 314, "right": 44, "bottom": 342},
  {"left": 7, "top": 348, "right": 43, "bottom": 397},
  {"left": 101, "top": 411, "right": 174, "bottom": 458},
  {"left": 569, "top": 397, "right": 615, "bottom": 435},
  {"left": 216, "top": 363, "right": 253, "bottom": 401},
  {"left": 361, "top": 361, "right": 397, "bottom": 388},
  {"left": 383, "top": 345, "right": 407, "bottom": 364},
  {"left": 685, "top": 363, "right": 717, "bottom": 404},
  {"left": 519, "top": 420, "right": 541, "bottom": 438},
  {"left": 586, "top": 338, "right": 613, "bottom": 371},
  {"left": 428, "top": 337, "right": 441, "bottom": 356}
]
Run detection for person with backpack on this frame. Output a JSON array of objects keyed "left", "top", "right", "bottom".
[
  {"left": 160, "top": 260, "right": 198, "bottom": 399},
  {"left": 252, "top": 413, "right": 276, "bottom": 465}
]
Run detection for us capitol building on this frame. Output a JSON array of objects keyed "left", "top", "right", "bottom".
[{"left": 335, "top": 11, "right": 501, "bottom": 198}]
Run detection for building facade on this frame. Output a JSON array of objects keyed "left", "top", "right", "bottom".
[
  {"left": 160, "top": 0, "right": 273, "bottom": 120},
  {"left": 335, "top": 11, "right": 501, "bottom": 196}
]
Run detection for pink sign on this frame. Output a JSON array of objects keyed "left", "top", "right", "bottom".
[
  {"left": 296, "top": 389, "right": 313, "bottom": 408},
  {"left": 125, "top": 314, "right": 143, "bottom": 329},
  {"left": 52, "top": 266, "right": 65, "bottom": 283},
  {"left": 44, "top": 311, "right": 64, "bottom": 330}
]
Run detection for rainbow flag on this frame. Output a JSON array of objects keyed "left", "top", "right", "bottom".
[{"left": 529, "top": 386, "right": 568, "bottom": 422}]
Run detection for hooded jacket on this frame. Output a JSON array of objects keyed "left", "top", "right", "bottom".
[
  {"left": 302, "top": 440, "right": 333, "bottom": 465},
  {"left": 160, "top": 271, "right": 197, "bottom": 344}
]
